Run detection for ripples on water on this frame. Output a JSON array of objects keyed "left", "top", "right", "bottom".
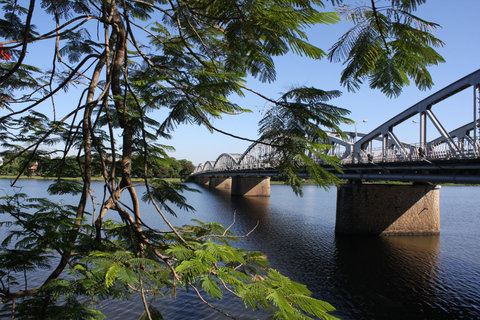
[{"left": 1, "top": 181, "right": 479, "bottom": 319}]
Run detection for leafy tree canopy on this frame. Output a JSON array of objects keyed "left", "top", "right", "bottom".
[
  {"left": 0, "top": 0, "right": 442, "bottom": 319},
  {"left": 329, "top": 0, "right": 444, "bottom": 97}
]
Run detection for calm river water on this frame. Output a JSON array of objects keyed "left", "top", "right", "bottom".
[{"left": 1, "top": 179, "right": 479, "bottom": 319}]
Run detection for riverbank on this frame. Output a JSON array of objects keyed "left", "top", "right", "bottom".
[
  {"left": 0, "top": 175, "right": 183, "bottom": 183},
  {"left": 1, "top": 175, "right": 477, "bottom": 187}
]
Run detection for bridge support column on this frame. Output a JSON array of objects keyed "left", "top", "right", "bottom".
[
  {"left": 194, "top": 176, "right": 210, "bottom": 186},
  {"left": 231, "top": 177, "right": 270, "bottom": 197},
  {"left": 335, "top": 184, "right": 440, "bottom": 235},
  {"left": 209, "top": 177, "right": 232, "bottom": 190}
]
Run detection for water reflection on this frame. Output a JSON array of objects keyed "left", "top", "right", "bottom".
[
  {"left": 333, "top": 235, "right": 442, "bottom": 319},
  {"left": 1, "top": 180, "right": 479, "bottom": 319}
]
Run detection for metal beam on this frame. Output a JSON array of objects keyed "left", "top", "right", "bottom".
[
  {"left": 337, "top": 173, "right": 480, "bottom": 184},
  {"left": 475, "top": 85, "right": 479, "bottom": 148},
  {"left": 425, "top": 109, "right": 459, "bottom": 154},
  {"left": 356, "top": 68, "right": 480, "bottom": 150}
]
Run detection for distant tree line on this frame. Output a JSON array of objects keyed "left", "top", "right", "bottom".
[{"left": 0, "top": 154, "right": 195, "bottom": 180}]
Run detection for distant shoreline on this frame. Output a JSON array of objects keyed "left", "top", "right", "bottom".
[
  {"left": 0, "top": 176, "right": 183, "bottom": 183},
  {"left": 0, "top": 176, "right": 477, "bottom": 187}
]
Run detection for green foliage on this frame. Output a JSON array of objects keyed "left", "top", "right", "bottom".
[
  {"left": 259, "top": 87, "right": 351, "bottom": 195},
  {"left": 142, "top": 179, "right": 199, "bottom": 216},
  {"left": 0, "top": 193, "right": 103, "bottom": 319},
  {"left": 0, "top": 0, "right": 442, "bottom": 318},
  {"left": 47, "top": 179, "right": 84, "bottom": 196},
  {"left": 0, "top": 153, "right": 194, "bottom": 179},
  {"left": 240, "top": 269, "right": 337, "bottom": 320},
  {"left": 8, "top": 295, "right": 106, "bottom": 320},
  {"left": 0, "top": 192, "right": 338, "bottom": 319},
  {"left": 329, "top": 0, "right": 444, "bottom": 97}
]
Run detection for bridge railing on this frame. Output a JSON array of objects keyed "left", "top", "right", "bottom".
[
  {"left": 340, "top": 137, "right": 479, "bottom": 164},
  {"left": 194, "top": 138, "right": 480, "bottom": 174}
]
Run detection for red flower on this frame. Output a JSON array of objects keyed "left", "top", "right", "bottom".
[{"left": 0, "top": 44, "right": 11, "bottom": 61}]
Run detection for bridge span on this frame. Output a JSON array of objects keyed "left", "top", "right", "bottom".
[
  {"left": 191, "top": 70, "right": 480, "bottom": 236},
  {"left": 193, "top": 69, "right": 480, "bottom": 184}
]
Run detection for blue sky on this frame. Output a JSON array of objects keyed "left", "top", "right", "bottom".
[
  {"left": 171, "top": 0, "right": 480, "bottom": 165},
  {"left": 2, "top": 0, "right": 479, "bottom": 166}
]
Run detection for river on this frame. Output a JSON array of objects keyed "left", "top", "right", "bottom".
[{"left": 1, "top": 179, "right": 479, "bottom": 319}]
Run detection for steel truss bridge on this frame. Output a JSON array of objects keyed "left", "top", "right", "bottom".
[{"left": 193, "top": 70, "right": 480, "bottom": 184}]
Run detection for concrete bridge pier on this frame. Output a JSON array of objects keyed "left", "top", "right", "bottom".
[
  {"left": 209, "top": 176, "right": 232, "bottom": 190},
  {"left": 335, "top": 183, "right": 440, "bottom": 235},
  {"left": 231, "top": 177, "right": 270, "bottom": 196},
  {"left": 194, "top": 175, "right": 210, "bottom": 186}
]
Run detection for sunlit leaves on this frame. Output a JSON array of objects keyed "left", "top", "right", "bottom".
[{"left": 239, "top": 269, "right": 338, "bottom": 320}]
